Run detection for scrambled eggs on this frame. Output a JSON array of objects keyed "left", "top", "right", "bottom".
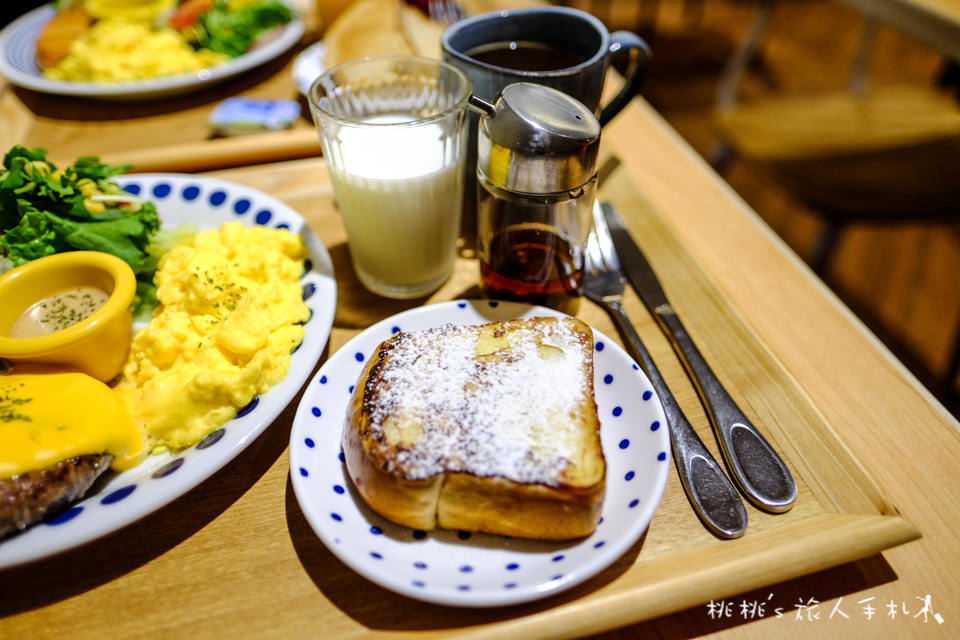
[
  {"left": 117, "top": 222, "right": 309, "bottom": 453},
  {"left": 44, "top": 18, "right": 228, "bottom": 83}
]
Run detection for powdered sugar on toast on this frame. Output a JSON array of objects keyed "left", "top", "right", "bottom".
[{"left": 360, "top": 318, "right": 595, "bottom": 485}]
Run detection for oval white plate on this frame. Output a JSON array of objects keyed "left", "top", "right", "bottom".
[
  {"left": 0, "top": 174, "right": 337, "bottom": 569},
  {"left": 290, "top": 300, "right": 670, "bottom": 607},
  {"left": 0, "top": 3, "right": 304, "bottom": 100}
]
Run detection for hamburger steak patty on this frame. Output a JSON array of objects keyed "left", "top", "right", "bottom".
[{"left": 0, "top": 454, "right": 113, "bottom": 539}]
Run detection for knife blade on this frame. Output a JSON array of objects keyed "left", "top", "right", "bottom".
[{"left": 600, "top": 201, "right": 797, "bottom": 513}]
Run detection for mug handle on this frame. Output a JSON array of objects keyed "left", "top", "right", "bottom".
[{"left": 598, "top": 31, "right": 652, "bottom": 126}]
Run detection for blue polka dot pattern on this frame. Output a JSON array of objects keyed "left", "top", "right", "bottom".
[
  {"left": 152, "top": 458, "right": 184, "bottom": 478},
  {"left": 338, "top": 452, "right": 345, "bottom": 463},
  {"left": 233, "top": 198, "right": 251, "bottom": 214},
  {"left": 331, "top": 513, "right": 342, "bottom": 522},
  {"left": 629, "top": 499, "right": 639, "bottom": 508},
  {"left": 305, "top": 438, "right": 315, "bottom": 448},
  {"left": 371, "top": 552, "right": 382, "bottom": 559},
  {"left": 319, "top": 375, "right": 327, "bottom": 384},
  {"left": 255, "top": 209, "right": 272, "bottom": 225},
  {"left": 460, "top": 565, "right": 473, "bottom": 573},
  {"left": 276, "top": 223, "right": 290, "bottom": 230},
  {"left": 391, "top": 326, "right": 401, "bottom": 334},
  {"left": 152, "top": 183, "right": 171, "bottom": 198},
  {"left": 603, "top": 374, "right": 614, "bottom": 384},
  {"left": 196, "top": 428, "right": 225, "bottom": 449},
  {"left": 552, "top": 555, "right": 565, "bottom": 562},
  {"left": 123, "top": 183, "right": 141, "bottom": 195},
  {"left": 625, "top": 470, "right": 635, "bottom": 481},
  {"left": 658, "top": 452, "right": 667, "bottom": 461},
  {"left": 370, "top": 526, "right": 382, "bottom": 535},
  {"left": 642, "top": 390, "right": 652, "bottom": 400},
  {"left": 650, "top": 421, "right": 660, "bottom": 431},
  {"left": 299, "top": 467, "right": 308, "bottom": 477},
  {"left": 618, "top": 438, "right": 630, "bottom": 449},
  {"left": 506, "top": 563, "right": 519, "bottom": 570},
  {"left": 355, "top": 352, "right": 364, "bottom": 362},
  {"left": 457, "top": 301, "right": 467, "bottom": 308},
  {"left": 311, "top": 406, "right": 322, "bottom": 417},
  {"left": 413, "top": 580, "right": 425, "bottom": 588},
  {"left": 46, "top": 506, "right": 83, "bottom": 525},
  {"left": 235, "top": 397, "right": 259, "bottom": 418},
  {"left": 612, "top": 406, "right": 623, "bottom": 417},
  {"left": 101, "top": 485, "right": 136, "bottom": 505},
  {"left": 595, "top": 341, "right": 605, "bottom": 351},
  {"left": 414, "top": 562, "right": 427, "bottom": 569},
  {"left": 348, "top": 385, "right": 354, "bottom": 394},
  {"left": 182, "top": 185, "right": 200, "bottom": 201},
  {"left": 302, "top": 282, "right": 316, "bottom": 300},
  {"left": 209, "top": 190, "right": 227, "bottom": 206},
  {"left": 505, "top": 583, "right": 517, "bottom": 589},
  {"left": 593, "top": 541, "right": 605, "bottom": 549}
]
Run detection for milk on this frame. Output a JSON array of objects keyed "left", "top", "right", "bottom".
[{"left": 326, "top": 115, "right": 464, "bottom": 297}]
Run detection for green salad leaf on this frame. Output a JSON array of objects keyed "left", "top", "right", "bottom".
[
  {"left": 0, "top": 146, "right": 163, "bottom": 317},
  {"left": 196, "top": 0, "right": 294, "bottom": 58}
]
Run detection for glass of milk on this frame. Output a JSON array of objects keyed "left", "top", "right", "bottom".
[{"left": 308, "top": 56, "right": 472, "bottom": 299}]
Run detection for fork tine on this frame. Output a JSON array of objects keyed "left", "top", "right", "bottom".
[
  {"left": 584, "top": 223, "right": 602, "bottom": 274},
  {"left": 591, "top": 202, "right": 621, "bottom": 273}
]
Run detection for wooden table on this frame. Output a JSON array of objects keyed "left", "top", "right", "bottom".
[{"left": 2, "top": 8, "right": 959, "bottom": 640}]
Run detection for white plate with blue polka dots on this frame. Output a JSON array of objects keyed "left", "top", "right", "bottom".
[
  {"left": 290, "top": 300, "right": 670, "bottom": 607},
  {"left": 0, "top": 174, "right": 336, "bottom": 569}
]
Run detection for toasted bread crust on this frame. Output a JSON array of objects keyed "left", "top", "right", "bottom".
[{"left": 342, "top": 317, "right": 605, "bottom": 540}]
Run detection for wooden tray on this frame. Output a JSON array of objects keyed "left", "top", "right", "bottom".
[{"left": 0, "top": 154, "right": 920, "bottom": 638}]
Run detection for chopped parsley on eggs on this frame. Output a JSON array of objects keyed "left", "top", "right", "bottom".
[{"left": 115, "top": 222, "right": 310, "bottom": 453}]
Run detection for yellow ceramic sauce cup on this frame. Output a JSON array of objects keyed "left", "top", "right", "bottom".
[{"left": 0, "top": 252, "right": 136, "bottom": 382}]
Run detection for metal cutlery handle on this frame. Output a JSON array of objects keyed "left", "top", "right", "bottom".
[
  {"left": 605, "top": 300, "right": 748, "bottom": 539},
  {"left": 655, "top": 309, "right": 797, "bottom": 512}
]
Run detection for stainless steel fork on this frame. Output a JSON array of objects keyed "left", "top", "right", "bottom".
[
  {"left": 582, "top": 205, "right": 748, "bottom": 539},
  {"left": 428, "top": 0, "right": 464, "bottom": 24}
]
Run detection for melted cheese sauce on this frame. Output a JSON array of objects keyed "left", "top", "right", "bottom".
[
  {"left": 0, "top": 364, "right": 144, "bottom": 479},
  {"left": 9, "top": 287, "right": 109, "bottom": 338}
]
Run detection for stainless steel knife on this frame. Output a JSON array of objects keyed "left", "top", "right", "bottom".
[{"left": 600, "top": 202, "right": 797, "bottom": 512}]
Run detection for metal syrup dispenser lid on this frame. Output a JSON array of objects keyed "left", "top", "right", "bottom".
[{"left": 473, "top": 82, "right": 601, "bottom": 194}]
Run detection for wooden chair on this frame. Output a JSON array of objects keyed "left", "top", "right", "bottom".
[{"left": 711, "top": 1, "right": 960, "bottom": 271}]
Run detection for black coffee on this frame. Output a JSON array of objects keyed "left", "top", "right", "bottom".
[{"left": 465, "top": 41, "right": 590, "bottom": 72}]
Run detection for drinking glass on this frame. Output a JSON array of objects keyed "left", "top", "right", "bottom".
[{"left": 308, "top": 56, "right": 472, "bottom": 299}]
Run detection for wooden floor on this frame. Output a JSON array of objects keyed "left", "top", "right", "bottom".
[{"left": 576, "top": 0, "right": 960, "bottom": 416}]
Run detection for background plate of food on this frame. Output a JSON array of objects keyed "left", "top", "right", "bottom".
[
  {"left": 0, "top": 161, "right": 336, "bottom": 568},
  {"left": 289, "top": 300, "right": 671, "bottom": 607},
  {"left": 291, "top": 0, "right": 445, "bottom": 95},
  {"left": 0, "top": 0, "right": 304, "bottom": 100}
]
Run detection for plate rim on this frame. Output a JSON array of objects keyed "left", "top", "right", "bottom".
[
  {"left": 289, "top": 299, "right": 671, "bottom": 607},
  {"left": 0, "top": 172, "right": 337, "bottom": 569},
  {"left": 0, "top": 2, "right": 305, "bottom": 99}
]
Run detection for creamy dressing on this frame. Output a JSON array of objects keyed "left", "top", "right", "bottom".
[
  {"left": 9, "top": 287, "right": 110, "bottom": 338},
  {"left": 327, "top": 115, "right": 464, "bottom": 295}
]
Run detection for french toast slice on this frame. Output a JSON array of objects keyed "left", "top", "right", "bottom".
[{"left": 342, "top": 316, "right": 605, "bottom": 541}]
